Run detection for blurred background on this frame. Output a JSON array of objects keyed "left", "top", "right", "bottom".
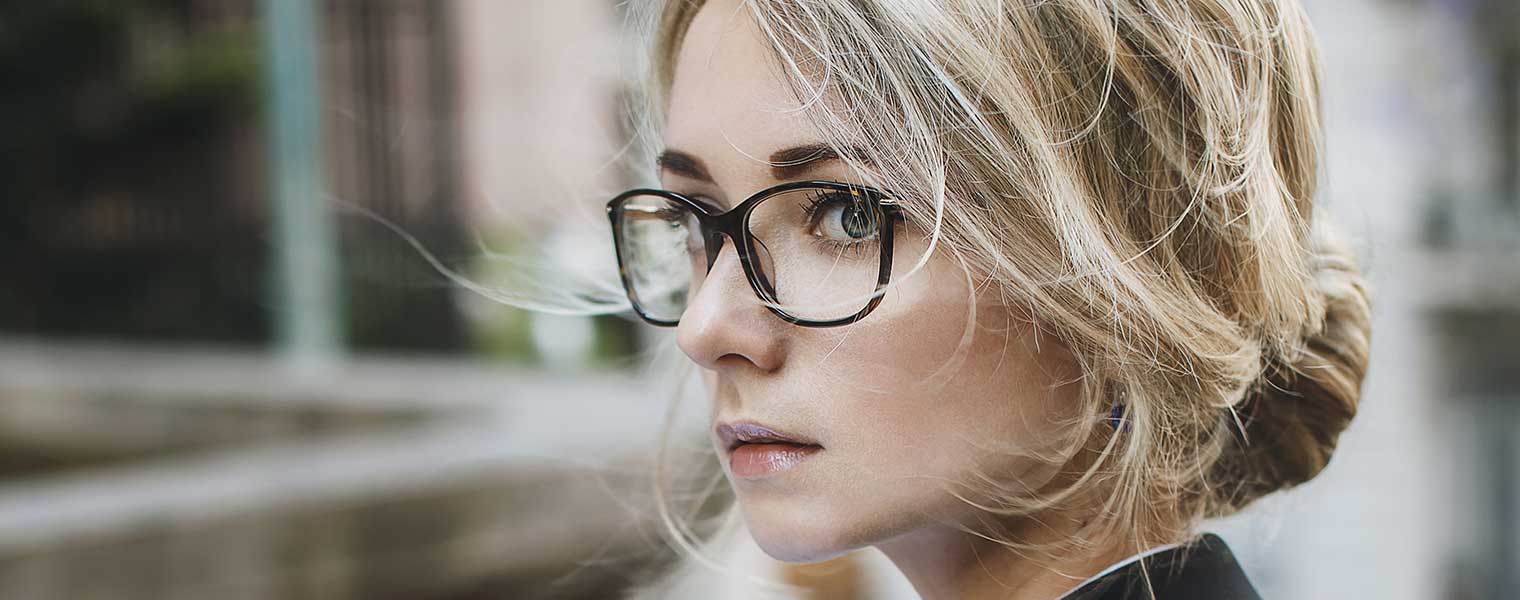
[{"left": 0, "top": 0, "right": 1515, "bottom": 599}]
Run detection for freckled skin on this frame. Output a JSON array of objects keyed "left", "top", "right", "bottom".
[{"left": 667, "top": 0, "right": 1086, "bottom": 566}]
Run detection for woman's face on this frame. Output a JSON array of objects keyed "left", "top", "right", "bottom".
[{"left": 666, "top": 0, "right": 1086, "bottom": 563}]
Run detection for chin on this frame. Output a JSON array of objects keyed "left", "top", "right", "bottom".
[
  {"left": 739, "top": 500, "right": 859, "bottom": 564},
  {"left": 750, "top": 529, "right": 854, "bottom": 564}
]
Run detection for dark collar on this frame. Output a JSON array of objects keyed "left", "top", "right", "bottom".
[{"left": 1062, "top": 533, "right": 1263, "bottom": 600}]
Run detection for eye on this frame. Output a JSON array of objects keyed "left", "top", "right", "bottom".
[{"left": 804, "top": 191, "right": 878, "bottom": 242}]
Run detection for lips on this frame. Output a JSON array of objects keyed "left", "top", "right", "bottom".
[
  {"left": 716, "top": 420, "right": 825, "bottom": 479},
  {"left": 715, "top": 420, "right": 822, "bottom": 453}
]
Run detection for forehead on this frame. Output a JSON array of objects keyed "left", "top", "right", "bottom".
[{"left": 665, "top": 0, "right": 823, "bottom": 188}]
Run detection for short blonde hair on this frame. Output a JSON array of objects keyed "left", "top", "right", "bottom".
[{"left": 632, "top": 0, "right": 1372, "bottom": 580}]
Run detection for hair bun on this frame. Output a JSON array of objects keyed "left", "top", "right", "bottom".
[{"left": 1208, "top": 220, "right": 1372, "bottom": 513}]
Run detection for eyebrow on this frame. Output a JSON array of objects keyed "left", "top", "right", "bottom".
[
  {"left": 656, "top": 150, "right": 714, "bottom": 183},
  {"left": 656, "top": 143, "right": 870, "bottom": 185}
]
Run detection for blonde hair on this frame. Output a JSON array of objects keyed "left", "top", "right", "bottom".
[{"left": 624, "top": 0, "right": 1372, "bottom": 594}]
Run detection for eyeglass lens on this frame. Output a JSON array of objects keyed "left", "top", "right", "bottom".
[{"left": 616, "top": 187, "right": 885, "bottom": 323}]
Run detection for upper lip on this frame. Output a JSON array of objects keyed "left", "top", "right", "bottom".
[{"left": 715, "top": 420, "right": 822, "bottom": 452}]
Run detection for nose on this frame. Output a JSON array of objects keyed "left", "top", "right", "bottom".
[{"left": 675, "top": 234, "right": 786, "bottom": 372}]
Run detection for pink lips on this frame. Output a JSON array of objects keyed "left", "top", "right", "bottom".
[
  {"left": 715, "top": 421, "right": 824, "bottom": 479},
  {"left": 728, "top": 443, "right": 823, "bottom": 478}
]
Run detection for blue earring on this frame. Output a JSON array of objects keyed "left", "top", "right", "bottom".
[{"left": 1106, "top": 403, "right": 1129, "bottom": 432}]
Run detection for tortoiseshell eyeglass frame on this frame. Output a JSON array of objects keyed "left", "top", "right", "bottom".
[{"left": 606, "top": 180, "right": 905, "bottom": 328}]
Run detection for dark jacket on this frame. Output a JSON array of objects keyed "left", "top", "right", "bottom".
[{"left": 1062, "top": 532, "right": 1264, "bottom": 600}]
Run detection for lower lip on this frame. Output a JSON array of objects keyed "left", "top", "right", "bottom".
[{"left": 729, "top": 443, "right": 824, "bottom": 478}]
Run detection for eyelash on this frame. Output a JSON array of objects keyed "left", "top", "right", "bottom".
[{"left": 797, "top": 190, "right": 879, "bottom": 258}]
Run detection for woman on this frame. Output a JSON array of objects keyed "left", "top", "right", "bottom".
[{"left": 603, "top": 0, "right": 1372, "bottom": 598}]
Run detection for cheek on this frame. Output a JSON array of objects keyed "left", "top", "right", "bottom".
[
  {"left": 827, "top": 327, "right": 1079, "bottom": 489},
  {"left": 786, "top": 257, "right": 1085, "bottom": 531}
]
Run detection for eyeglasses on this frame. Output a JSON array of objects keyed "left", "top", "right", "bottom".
[{"left": 606, "top": 180, "right": 904, "bottom": 327}]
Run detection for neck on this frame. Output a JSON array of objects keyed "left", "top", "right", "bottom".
[
  {"left": 874, "top": 508, "right": 1142, "bottom": 600},
  {"left": 873, "top": 439, "right": 1176, "bottom": 600}
]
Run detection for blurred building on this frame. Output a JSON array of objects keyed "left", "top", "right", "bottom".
[
  {"left": 0, "top": 0, "right": 473, "bottom": 352},
  {"left": 0, "top": 1, "right": 660, "bottom": 599},
  {"left": 1404, "top": 1, "right": 1520, "bottom": 598}
]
